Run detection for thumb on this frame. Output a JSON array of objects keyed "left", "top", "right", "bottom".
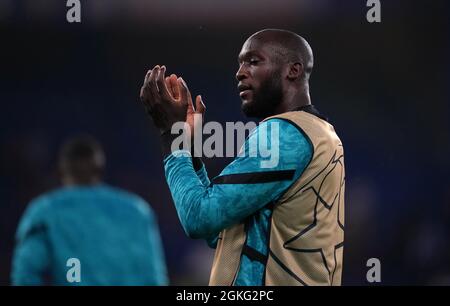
[{"left": 195, "top": 95, "right": 206, "bottom": 114}]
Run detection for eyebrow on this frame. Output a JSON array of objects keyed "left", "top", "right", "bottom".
[{"left": 237, "top": 50, "right": 260, "bottom": 63}]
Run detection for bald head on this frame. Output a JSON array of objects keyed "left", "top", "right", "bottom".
[
  {"left": 247, "top": 29, "right": 314, "bottom": 80},
  {"left": 237, "top": 29, "right": 314, "bottom": 118}
]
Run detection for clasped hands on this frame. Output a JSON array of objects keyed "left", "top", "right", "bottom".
[{"left": 139, "top": 65, "right": 205, "bottom": 137}]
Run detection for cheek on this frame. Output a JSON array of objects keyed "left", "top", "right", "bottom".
[{"left": 251, "top": 66, "right": 274, "bottom": 87}]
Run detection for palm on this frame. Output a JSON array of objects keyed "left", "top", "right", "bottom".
[{"left": 165, "top": 74, "right": 205, "bottom": 137}]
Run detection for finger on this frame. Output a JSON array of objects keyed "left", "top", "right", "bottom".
[
  {"left": 169, "top": 74, "right": 180, "bottom": 100},
  {"left": 140, "top": 85, "right": 153, "bottom": 114},
  {"left": 195, "top": 95, "right": 206, "bottom": 114},
  {"left": 156, "top": 65, "right": 171, "bottom": 100},
  {"left": 165, "top": 76, "right": 173, "bottom": 97},
  {"left": 178, "top": 77, "right": 192, "bottom": 108},
  {"left": 140, "top": 69, "right": 152, "bottom": 100},
  {"left": 140, "top": 85, "right": 145, "bottom": 101},
  {"left": 144, "top": 69, "right": 152, "bottom": 84},
  {"left": 147, "top": 65, "right": 161, "bottom": 103}
]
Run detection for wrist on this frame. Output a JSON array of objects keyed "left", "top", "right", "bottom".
[{"left": 160, "top": 131, "right": 180, "bottom": 157}]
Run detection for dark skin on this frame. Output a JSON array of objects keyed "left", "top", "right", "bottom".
[
  {"left": 236, "top": 35, "right": 311, "bottom": 120},
  {"left": 59, "top": 155, "right": 105, "bottom": 186},
  {"left": 139, "top": 66, "right": 205, "bottom": 137},
  {"left": 140, "top": 30, "right": 312, "bottom": 137}
]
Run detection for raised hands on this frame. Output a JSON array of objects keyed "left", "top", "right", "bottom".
[
  {"left": 140, "top": 65, "right": 205, "bottom": 138},
  {"left": 140, "top": 65, "right": 186, "bottom": 134}
]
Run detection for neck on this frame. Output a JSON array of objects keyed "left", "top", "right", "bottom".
[
  {"left": 62, "top": 176, "right": 101, "bottom": 187},
  {"left": 273, "top": 84, "right": 311, "bottom": 115}
]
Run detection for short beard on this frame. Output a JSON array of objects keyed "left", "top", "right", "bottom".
[{"left": 242, "top": 71, "right": 283, "bottom": 119}]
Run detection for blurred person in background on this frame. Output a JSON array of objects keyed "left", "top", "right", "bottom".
[{"left": 11, "top": 136, "right": 168, "bottom": 285}]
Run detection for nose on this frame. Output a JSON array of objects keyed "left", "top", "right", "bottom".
[{"left": 235, "top": 64, "right": 248, "bottom": 81}]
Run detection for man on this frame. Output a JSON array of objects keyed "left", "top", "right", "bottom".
[
  {"left": 12, "top": 136, "right": 168, "bottom": 285},
  {"left": 140, "top": 29, "right": 345, "bottom": 286}
]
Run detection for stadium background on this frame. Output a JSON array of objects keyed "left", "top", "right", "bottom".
[{"left": 0, "top": 0, "right": 449, "bottom": 285}]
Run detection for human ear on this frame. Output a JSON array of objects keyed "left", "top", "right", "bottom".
[{"left": 287, "top": 62, "right": 303, "bottom": 80}]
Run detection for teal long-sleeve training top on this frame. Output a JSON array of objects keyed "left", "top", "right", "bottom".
[{"left": 164, "top": 118, "right": 313, "bottom": 285}]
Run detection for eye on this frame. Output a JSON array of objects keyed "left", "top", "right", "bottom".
[{"left": 249, "top": 59, "right": 259, "bottom": 65}]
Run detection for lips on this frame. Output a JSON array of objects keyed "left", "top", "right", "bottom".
[
  {"left": 238, "top": 83, "right": 252, "bottom": 98},
  {"left": 239, "top": 89, "right": 252, "bottom": 98}
]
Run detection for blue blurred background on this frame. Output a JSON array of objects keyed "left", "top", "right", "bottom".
[{"left": 1, "top": 0, "right": 449, "bottom": 285}]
